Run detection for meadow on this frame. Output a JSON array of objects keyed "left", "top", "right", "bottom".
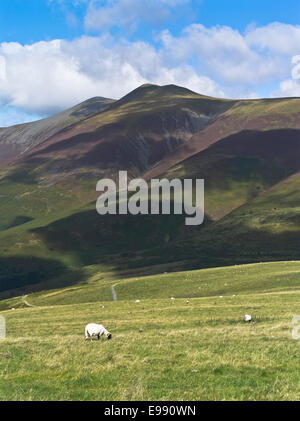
[{"left": 0, "top": 261, "right": 299, "bottom": 401}]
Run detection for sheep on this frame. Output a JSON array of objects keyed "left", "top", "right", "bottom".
[
  {"left": 244, "top": 314, "right": 252, "bottom": 322},
  {"left": 85, "top": 323, "right": 112, "bottom": 341}
]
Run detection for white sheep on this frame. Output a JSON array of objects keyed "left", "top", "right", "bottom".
[
  {"left": 244, "top": 314, "right": 252, "bottom": 322},
  {"left": 85, "top": 323, "right": 112, "bottom": 341}
]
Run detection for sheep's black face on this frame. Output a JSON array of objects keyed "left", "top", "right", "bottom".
[{"left": 107, "top": 333, "right": 112, "bottom": 340}]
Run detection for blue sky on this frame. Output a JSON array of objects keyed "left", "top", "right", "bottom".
[
  {"left": 1, "top": 0, "right": 300, "bottom": 126},
  {"left": 1, "top": 1, "right": 300, "bottom": 43}
]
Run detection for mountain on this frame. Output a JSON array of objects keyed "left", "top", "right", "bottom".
[
  {"left": 0, "top": 96, "right": 115, "bottom": 165},
  {"left": 7, "top": 84, "right": 232, "bottom": 179},
  {"left": 0, "top": 84, "right": 299, "bottom": 297}
]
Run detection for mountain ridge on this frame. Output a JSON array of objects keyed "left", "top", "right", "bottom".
[
  {"left": 0, "top": 96, "right": 115, "bottom": 166},
  {"left": 0, "top": 83, "right": 299, "bottom": 297}
]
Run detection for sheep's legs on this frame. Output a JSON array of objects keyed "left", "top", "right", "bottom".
[
  {"left": 85, "top": 331, "right": 93, "bottom": 341},
  {"left": 84, "top": 332, "right": 101, "bottom": 342}
]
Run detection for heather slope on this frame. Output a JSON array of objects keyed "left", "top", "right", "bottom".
[
  {"left": 161, "top": 128, "right": 300, "bottom": 220},
  {"left": 0, "top": 84, "right": 231, "bottom": 232},
  {"left": 0, "top": 96, "right": 115, "bottom": 165},
  {"left": 145, "top": 96, "right": 300, "bottom": 180},
  {"left": 14, "top": 84, "right": 233, "bottom": 179}
]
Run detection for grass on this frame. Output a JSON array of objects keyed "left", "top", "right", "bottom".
[
  {"left": 1, "top": 85, "right": 300, "bottom": 400},
  {"left": 0, "top": 262, "right": 300, "bottom": 401},
  {"left": 226, "top": 97, "right": 300, "bottom": 127}
]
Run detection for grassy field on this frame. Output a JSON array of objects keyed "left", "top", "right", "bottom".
[{"left": 0, "top": 261, "right": 299, "bottom": 401}]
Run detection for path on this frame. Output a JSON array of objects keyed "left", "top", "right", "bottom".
[
  {"left": 111, "top": 285, "right": 117, "bottom": 302},
  {"left": 21, "top": 295, "right": 35, "bottom": 307}
]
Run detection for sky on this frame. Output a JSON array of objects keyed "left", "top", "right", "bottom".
[{"left": 1, "top": 0, "right": 300, "bottom": 126}]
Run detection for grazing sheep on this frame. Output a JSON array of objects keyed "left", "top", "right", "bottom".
[
  {"left": 85, "top": 323, "right": 112, "bottom": 341},
  {"left": 244, "top": 314, "right": 252, "bottom": 322}
]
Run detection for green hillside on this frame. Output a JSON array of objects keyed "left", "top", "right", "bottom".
[
  {"left": 0, "top": 84, "right": 300, "bottom": 297},
  {"left": 0, "top": 262, "right": 299, "bottom": 401},
  {"left": 179, "top": 172, "right": 300, "bottom": 265}
]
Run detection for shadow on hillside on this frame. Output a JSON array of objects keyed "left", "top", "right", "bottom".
[
  {"left": 1, "top": 207, "right": 300, "bottom": 301},
  {"left": 3, "top": 165, "right": 42, "bottom": 185},
  {"left": 0, "top": 255, "right": 84, "bottom": 300},
  {"left": 175, "top": 214, "right": 300, "bottom": 268},
  {"left": 29, "top": 205, "right": 300, "bottom": 277},
  {"left": 6, "top": 216, "right": 34, "bottom": 229},
  {"left": 201, "top": 129, "right": 300, "bottom": 172},
  {"left": 27, "top": 185, "right": 300, "bottom": 275},
  {"left": 29, "top": 207, "right": 211, "bottom": 265}
]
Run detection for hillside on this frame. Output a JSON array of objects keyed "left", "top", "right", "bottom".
[
  {"left": 0, "top": 96, "right": 115, "bottom": 166},
  {"left": 0, "top": 262, "right": 299, "bottom": 400},
  {"left": 8, "top": 84, "right": 233, "bottom": 180},
  {"left": 0, "top": 84, "right": 300, "bottom": 296}
]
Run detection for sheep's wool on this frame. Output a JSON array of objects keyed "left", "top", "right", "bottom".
[{"left": 85, "top": 323, "right": 111, "bottom": 340}]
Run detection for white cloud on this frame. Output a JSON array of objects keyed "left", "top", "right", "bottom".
[
  {"left": 85, "top": 0, "right": 190, "bottom": 32},
  {"left": 0, "top": 35, "right": 223, "bottom": 116},
  {"left": 291, "top": 55, "right": 300, "bottom": 80},
  {"left": 0, "top": 39, "right": 110, "bottom": 115},
  {"left": 0, "top": 55, "right": 6, "bottom": 81},
  {"left": 272, "top": 54, "right": 300, "bottom": 97},
  {"left": 158, "top": 23, "right": 296, "bottom": 87},
  {"left": 274, "top": 79, "right": 300, "bottom": 97},
  {"left": 245, "top": 22, "right": 300, "bottom": 55}
]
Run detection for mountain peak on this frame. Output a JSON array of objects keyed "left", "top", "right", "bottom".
[
  {"left": 138, "top": 83, "right": 159, "bottom": 89},
  {"left": 117, "top": 83, "right": 204, "bottom": 105}
]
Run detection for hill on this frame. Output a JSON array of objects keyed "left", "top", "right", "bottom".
[
  {"left": 0, "top": 262, "right": 299, "bottom": 400},
  {"left": 0, "top": 84, "right": 300, "bottom": 296},
  {"left": 0, "top": 96, "right": 115, "bottom": 166}
]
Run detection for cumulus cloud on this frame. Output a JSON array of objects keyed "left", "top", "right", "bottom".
[
  {"left": 272, "top": 55, "right": 300, "bottom": 97},
  {"left": 0, "top": 35, "right": 223, "bottom": 116},
  {"left": 158, "top": 23, "right": 295, "bottom": 87},
  {"left": 0, "top": 39, "right": 109, "bottom": 115},
  {"left": 275, "top": 79, "right": 300, "bottom": 97},
  {"left": 245, "top": 22, "right": 300, "bottom": 55},
  {"left": 85, "top": 0, "right": 190, "bottom": 32}
]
